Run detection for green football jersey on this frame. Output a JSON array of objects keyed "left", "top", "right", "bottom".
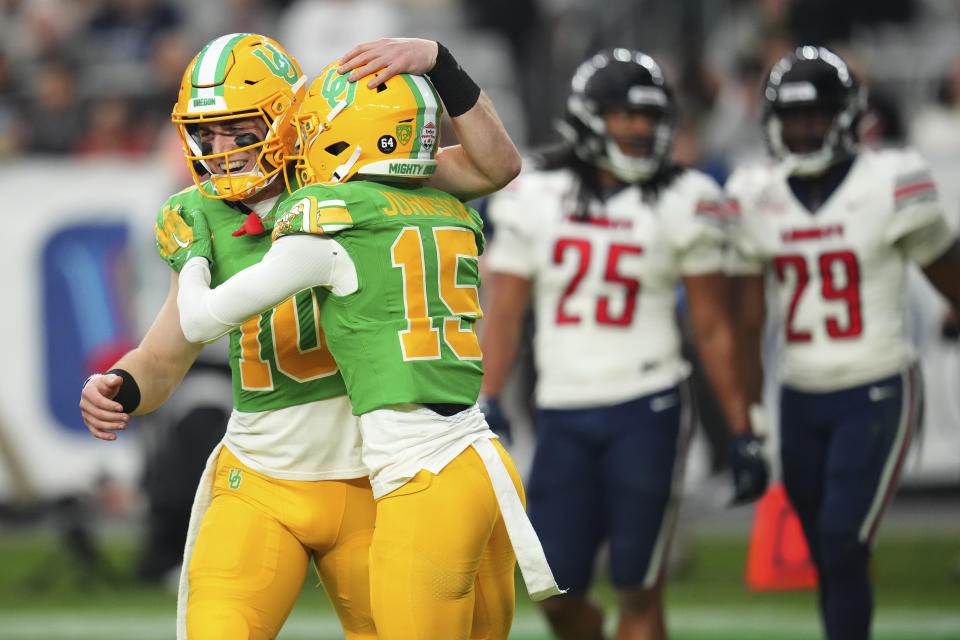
[
  {"left": 272, "top": 180, "right": 485, "bottom": 415},
  {"left": 157, "top": 183, "right": 347, "bottom": 412}
]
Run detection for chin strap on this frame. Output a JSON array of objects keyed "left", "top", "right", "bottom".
[{"left": 330, "top": 145, "right": 363, "bottom": 183}]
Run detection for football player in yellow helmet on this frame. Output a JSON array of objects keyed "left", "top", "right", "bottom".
[
  {"left": 171, "top": 33, "right": 304, "bottom": 202},
  {"left": 290, "top": 60, "right": 442, "bottom": 186},
  {"left": 80, "top": 35, "right": 524, "bottom": 640},
  {"left": 173, "top": 51, "right": 561, "bottom": 639}
]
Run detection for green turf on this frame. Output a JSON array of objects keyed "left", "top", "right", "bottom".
[{"left": 1, "top": 530, "right": 958, "bottom": 639}]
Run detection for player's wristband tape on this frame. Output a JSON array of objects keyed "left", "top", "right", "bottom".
[
  {"left": 427, "top": 42, "right": 481, "bottom": 118},
  {"left": 105, "top": 368, "right": 141, "bottom": 414}
]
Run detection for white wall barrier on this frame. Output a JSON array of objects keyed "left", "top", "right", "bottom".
[{"left": 0, "top": 158, "right": 956, "bottom": 504}]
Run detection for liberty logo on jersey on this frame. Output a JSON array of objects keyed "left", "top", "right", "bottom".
[
  {"left": 781, "top": 224, "right": 844, "bottom": 243},
  {"left": 228, "top": 468, "right": 243, "bottom": 489}
]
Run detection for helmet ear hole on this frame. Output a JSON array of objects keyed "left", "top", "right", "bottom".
[
  {"left": 376, "top": 83, "right": 388, "bottom": 93},
  {"left": 325, "top": 141, "right": 350, "bottom": 155}
]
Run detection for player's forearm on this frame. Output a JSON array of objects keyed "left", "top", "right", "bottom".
[
  {"left": 685, "top": 273, "right": 751, "bottom": 434},
  {"left": 431, "top": 93, "right": 521, "bottom": 201},
  {"left": 736, "top": 331, "right": 765, "bottom": 406},
  {"left": 422, "top": 40, "right": 521, "bottom": 201},
  {"left": 178, "top": 236, "right": 338, "bottom": 343},
  {"left": 108, "top": 285, "right": 204, "bottom": 414},
  {"left": 479, "top": 316, "right": 524, "bottom": 398},
  {"left": 109, "top": 345, "right": 196, "bottom": 414},
  {"left": 479, "top": 274, "right": 530, "bottom": 397},
  {"left": 691, "top": 320, "right": 751, "bottom": 435},
  {"left": 729, "top": 274, "right": 766, "bottom": 406}
]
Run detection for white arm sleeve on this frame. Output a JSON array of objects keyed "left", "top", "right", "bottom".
[{"left": 178, "top": 234, "right": 352, "bottom": 343}]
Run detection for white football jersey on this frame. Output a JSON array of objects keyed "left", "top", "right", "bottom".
[
  {"left": 727, "top": 148, "right": 953, "bottom": 391},
  {"left": 486, "top": 166, "right": 728, "bottom": 409}
]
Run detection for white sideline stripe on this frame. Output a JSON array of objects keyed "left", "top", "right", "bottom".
[{"left": 2, "top": 609, "right": 960, "bottom": 638}]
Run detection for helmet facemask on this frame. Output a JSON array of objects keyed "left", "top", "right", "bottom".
[
  {"left": 598, "top": 109, "right": 673, "bottom": 182},
  {"left": 561, "top": 48, "right": 676, "bottom": 183},
  {"left": 177, "top": 110, "right": 287, "bottom": 200},
  {"left": 762, "top": 46, "right": 865, "bottom": 177},
  {"left": 172, "top": 33, "right": 306, "bottom": 201}
]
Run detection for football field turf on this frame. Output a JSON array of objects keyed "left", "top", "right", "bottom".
[{"left": 1, "top": 531, "right": 957, "bottom": 639}]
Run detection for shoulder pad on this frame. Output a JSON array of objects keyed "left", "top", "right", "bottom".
[
  {"left": 273, "top": 187, "right": 353, "bottom": 241},
  {"left": 880, "top": 148, "right": 938, "bottom": 212}
]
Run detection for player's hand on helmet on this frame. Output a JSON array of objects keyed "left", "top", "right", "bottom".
[
  {"left": 728, "top": 432, "right": 769, "bottom": 506},
  {"left": 155, "top": 204, "right": 213, "bottom": 272},
  {"left": 479, "top": 395, "right": 513, "bottom": 445},
  {"left": 338, "top": 38, "right": 439, "bottom": 87}
]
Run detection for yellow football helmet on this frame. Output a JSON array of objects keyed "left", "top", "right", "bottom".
[
  {"left": 291, "top": 61, "right": 443, "bottom": 187},
  {"left": 172, "top": 33, "right": 306, "bottom": 201}
]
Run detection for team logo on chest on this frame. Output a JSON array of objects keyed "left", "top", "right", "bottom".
[{"left": 781, "top": 224, "right": 844, "bottom": 244}]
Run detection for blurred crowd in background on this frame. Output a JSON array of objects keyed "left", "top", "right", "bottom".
[
  {"left": 3, "top": 0, "right": 960, "bottom": 596},
  {"left": 2, "top": 0, "right": 960, "bottom": 194}
]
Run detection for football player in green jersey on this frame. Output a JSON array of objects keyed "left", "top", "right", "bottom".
[
  {"left": 79, "top": 34, "right": 523, "bottom": 640},
  {"left": 174, "top": 61, "right": 562, "bottom": 639}
]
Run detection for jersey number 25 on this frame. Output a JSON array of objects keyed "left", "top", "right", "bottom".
[{"left": 555, "top": 238, "right": 644, "bottom": 326}]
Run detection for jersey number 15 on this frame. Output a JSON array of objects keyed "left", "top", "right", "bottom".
[{"left": 392, "top": 226, "right": 483, "bottom": 361}]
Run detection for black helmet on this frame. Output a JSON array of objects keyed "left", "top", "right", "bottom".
[
  {"left": 558, "top": 48, "right": 676, "bottom": 182},
  {"left": 762, "top": 46, "right": 866, "bottom": 175}
]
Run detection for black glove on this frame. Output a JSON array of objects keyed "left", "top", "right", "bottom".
[
  {"left": 728, "top": 433, "right": 769, "bottom": 505},
  {"left": 480, "top": 395, "right": 512, "bottom": 445}
]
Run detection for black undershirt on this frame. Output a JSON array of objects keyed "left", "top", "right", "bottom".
[{"left": 786, "top": 157, "right": 855, "bottom": 214}]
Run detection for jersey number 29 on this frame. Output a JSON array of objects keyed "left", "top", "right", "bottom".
[{"left": 774, "top": 250, "right": 863, "bottom": 342}]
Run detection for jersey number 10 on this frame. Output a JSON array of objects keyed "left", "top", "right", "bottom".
[{"left": 238, "top": 290, "right": 339, "bottom": 390}]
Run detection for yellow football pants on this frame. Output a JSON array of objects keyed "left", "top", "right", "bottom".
[
  {"left": 186, "top": 447, "right": 376, "bottom": 640},
  {"left": 370, "top": 439, "right": 523, "bottom": 640}
]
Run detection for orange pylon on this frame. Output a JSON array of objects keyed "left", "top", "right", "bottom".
[{"left": 745, "top": 482, "right": 818, "bottom": 591}]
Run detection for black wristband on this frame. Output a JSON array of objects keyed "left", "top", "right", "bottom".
[
  {"left": 106, "top": 368, "right": 141, "bottom": 414},
  {"left": 426, "top": 42, "right": 481, "bottom": 118}
]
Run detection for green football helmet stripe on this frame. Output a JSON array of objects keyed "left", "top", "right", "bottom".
[
  {"left": 191, "top": 33, "right": 251, "bottom": 100},
  {"left": 408, "top": 75, "right": 441, "bottom": 160}
]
